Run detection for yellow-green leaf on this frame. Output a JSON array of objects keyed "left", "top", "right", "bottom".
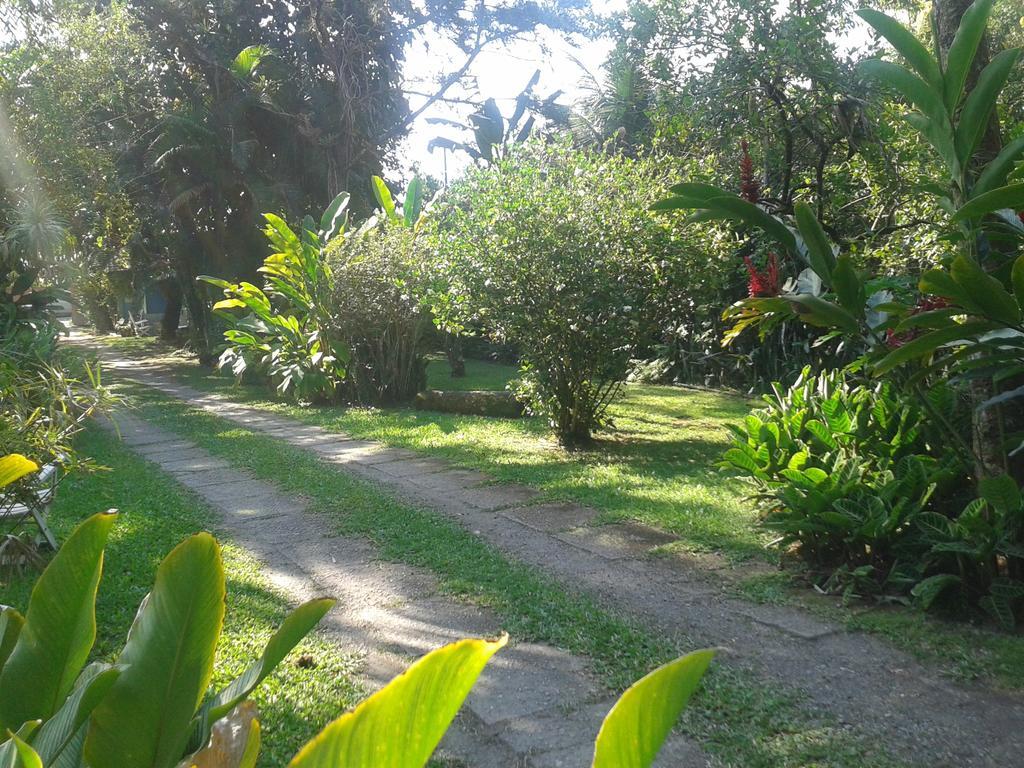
[
  {"left": 0, "top": 511, "right": 117, "bottom": 731},
  {"left": 592, "top": 649, "right": 715, "bottom": 768},
  {"left": 288, "top": 636, "right": 507, "bottom": 768},
  {"left": 0, "top": 455, "right": 38, "bottom": 489},
  {"left": 86, "top": 533, "right": 226, "bottom": 768}
]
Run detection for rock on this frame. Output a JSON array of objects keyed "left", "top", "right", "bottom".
[{"left": 415, "top": 389, "right": 525, "bottom": 418}]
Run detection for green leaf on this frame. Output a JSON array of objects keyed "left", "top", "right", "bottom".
[
  {"left": 1012, "top": 255, "right": 1024, "bottom": 309},
  {"left": 85, "top": 533, "right": 227, "bottom": 768},
  {"left": 230, "top": 45, "right": 272, "bottom": 78},
  {"left": 0, "top": 454, "right": 37, "bottom": 488},
  {"left": 955, "top": 48, "right": 1021, "bottom": 167},
  {"left": 856, "top": 8, "right": 942, "bottom": 87},
  {"left": 0, "top": 511, "right": 116, "bottom": 731},
  {"left": 371, "top": 176, "right": 398, "bottom": 222},
  {"left": 319, "top": 192, "right": 350, "bottom": 242},
  {"left": 0, "top": 609, "right": 24, "bottom": 670},
  {"left": 591, "top": 649, "right": 714, "bottom": 768},
  {"left": 11, "top": 734, "right": 41, "bottom": 768},
  {"left": 206, "top": 598, "right": 335, "bottom": 722},
  {"left": 831, "top": 255, "right": 864, "bottom": 314},
  {"left": 978, "top": 475, "right": 1021, "bottom": 514},
  {"left": 950, "top": 255, "right": 1020, "bottom": 325},
  {"left": 874, "top": 320, "right": 996, "bottom": 374},
  {"left": 784, "top": 294, "right": 859, "bottom": 333},
  {"left": 794, "top": 203, "right": 836, "bottom": 284},
  {"left": 953, "top": 183, "right": 1024, "bottom": 222},
  {"left": 33, "top": 665, "right": 120, "bottom": 765},
  {"left": 288, "top": 636, "right": 506, "bottom": 768},
  {"left": 911, "top": 574, "right": 961, "bottom": 609},
  {"left": 858, "top": 59, "right": 946, "bottom": 123},
  {"left": 403, "top": 177, "right": 424, "bottom": 228},
  {"left": 943, "top": 0, "right": 996, "bottom": 111},
  {"left": 705, "top": 196, "right": 797, "bottom": 252}
]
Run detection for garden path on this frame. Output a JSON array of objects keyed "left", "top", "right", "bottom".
[
  {"left": 84, "top": 340, "right": 1024, "bottom": 766},
  {"left": 99, "top": 408, "right": 707, "bottom": 768}
]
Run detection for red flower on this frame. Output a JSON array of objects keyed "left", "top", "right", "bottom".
[
  {"left": 1018, "top": 211, "right": 1024, "bottom": 225},
  {"left": 740, "top": 140, "right": 760, "bottom": 204},
  {"left": 744, "top": 252, "right": 780, "bottom": 297},
  {"left": 885, "top": 295, "right": 950, "bottom": 348}
]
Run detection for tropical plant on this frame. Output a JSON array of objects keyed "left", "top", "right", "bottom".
[
  {"left": 0, "top": 505, "right": 716, "bottom": 767},
  {"left": 430, "top": 140, "right": 682, "bottom": 446},
  {"left": 653, "top": 0, "right": 1024, "bottom": 478},
  {"left": 0, "top": 510, "right": 334, "bottom": 767},
  {"left": 326, "top": 179, "right": 430, "bottom": 403},
  {"left": 203, "top": 193, "right": 352, "bottom": 402},
  {"left": 723, "top": 368, "right": 967, "bottom": 578}
]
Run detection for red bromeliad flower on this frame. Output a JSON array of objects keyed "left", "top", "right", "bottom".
[
  {"left": 743, "top": 252, "right": 780, "bottom": 297},
  {"left": 740, "top": 140, "right": 760, "bottom": 204},
  {"left": 1018, "top": 211, "right": 1024, "bottom": 225},
  {"left": 885, "top": 295, "right": 951, "bottom": 348}
]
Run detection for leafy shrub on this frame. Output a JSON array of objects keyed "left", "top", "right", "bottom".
[
  {"left": 326, "top": 221, "right": 429, "bottom": 404},
  {"left": 203, "top": 194, "right": 352, "bottom": 402},
  {"left": 0, "top": 500, "right": 715, "bottom": 767},
  {"left": 429, "top": 140, "right": 680, "bottom": 446},
  {"left": 723, "top": 368, "right": 967, "bottom": 578}
]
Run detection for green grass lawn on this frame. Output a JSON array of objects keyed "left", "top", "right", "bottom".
[
  {"left": 98, "top": 337, "right": 763, "bottom": 560},
  {"left": 0, "top": 426, "right": 363, "bottom": 766}
]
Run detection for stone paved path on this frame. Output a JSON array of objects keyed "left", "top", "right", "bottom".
[
  {"left": 87, "top": 343, "right": 1024, "bottom": 766},
  {"left": 100, "top": 408, "right": 707, "bottom": 768}
]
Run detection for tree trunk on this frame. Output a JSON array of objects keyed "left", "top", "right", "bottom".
[
  {"left": 445, "top": 333, "right": 466, "bottom": 378},
  {"left": 158, "top": 278, "right": 183, "bottom": 340}
]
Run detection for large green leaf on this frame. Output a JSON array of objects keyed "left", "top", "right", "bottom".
[
  {"left": 1012, "top": 255, "right": 1024, "bottom": 309},
  {"left": 794, "top": 203, "right": 837, "bottom": 283},
  {"left": 319, "top": 192, "right": 350, "bottom": 242},
  {"left": 591, "top": 649, "right": 714, "bottom": 768},
  {"left": 705, "top": 196, "right": 797, "bottom": 252},
  {"left": 943, "top": 0, "right": 996, "bottom": 111},
  {"left": 785, "top": 294, "right": 859, "bottom": 333},
  {"left": 371, "top": 176, "right": 398, "bottom": 222},
  {"left": 950, "top": 255, "right": 1020, "bottom": 325},
  {"left": 856, "top": 8, "right": 942, "bottom": 87},
  {"left": 666, "top": 182, "right": 735, "bottom": 200},
  {"left": 230, "top": 45, "right": 272, "bottom": 79},
  {"left": 955, "top": 48, "right": 1021, "bottom": 167},
  {"left": 85, "top": 533, "right": 226, "bottom": 768},
  {"left": 205, "top": 598, "right": 335, "bottom": 723},
  {"left": 649, "top": 196, "right": 722, "bottom": 212},
  {"left": 858, "top": 59, "right": 946, "bottom": 124},
  {"left": 954, "top": 182, "right": 1024, "bottom": 221},
  {"left": 0, "top": 454, "right": 37, "bottom": 488},
  {"left": 831, "top": 255, "right": 865, "bottom": 314},
  {"left": 974, "top": 135, "right": 1024, "bottom": 196},
  {"left": 33, "top": 665, "right": 120, "bottom": 765},
  {"left": 874, "top": 320, "right": 997, "bottom": 374},
  {"left": 0, "top": 609, "right": 24, "bottom": 670},
  {"left": 288, "top": 636, "right": 506, "bottom": 768},
  {"left": 0, "top": 512, "right": 116, "bottom": 731},
  {"left": 403, "top": 177, "right": 424, "bottom": 228}
]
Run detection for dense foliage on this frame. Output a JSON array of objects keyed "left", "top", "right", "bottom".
[{"left": 430, "top": 141, "right": 686, "bottom": 445}]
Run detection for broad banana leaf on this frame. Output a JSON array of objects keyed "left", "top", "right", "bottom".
[
  {"left": 591, "top": 649, "right": 715, "bottom": 768},
  {"left": 0, "top": 455, "right": 38, "bottom": 488},
  {"left": 85, "top": 533, "right": 226, "bottom": 768},
  {"left": 0, "top": 512, "right": 116, "bottom": 731},
  {"left": 288, "top": 635, "right": 507, "bottom": 767}
]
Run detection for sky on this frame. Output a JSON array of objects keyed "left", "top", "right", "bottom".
[{"left": 396, "top": 2, "right": 627, "bottom": 182}]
